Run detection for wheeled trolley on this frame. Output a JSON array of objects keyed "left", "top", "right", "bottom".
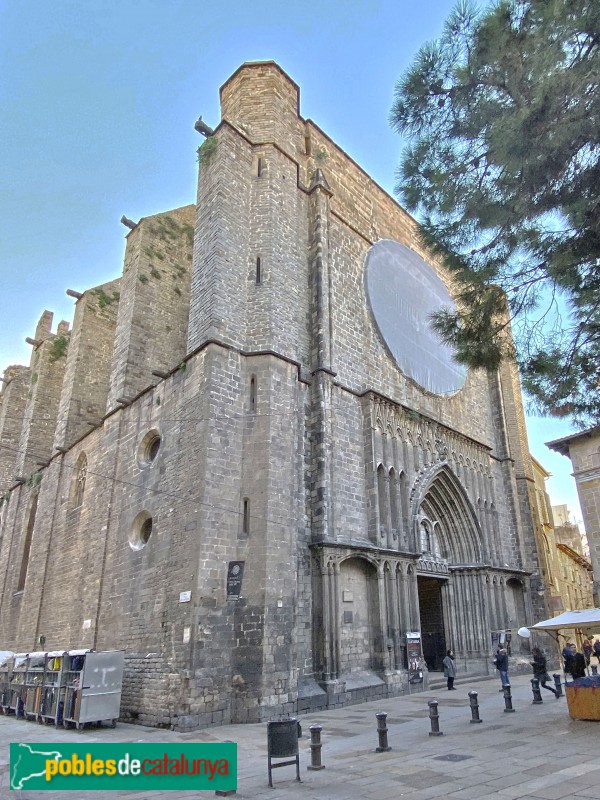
[{"left": 62, "top": 649, "right": 124, "bottom": 730}]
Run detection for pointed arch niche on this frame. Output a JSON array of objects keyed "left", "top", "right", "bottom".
[
  {"left": 338, "top": 557, "right": 381, "bottom": 673},
  {"left": 314, "top": 547, "right": 413, "bottom": 684}
]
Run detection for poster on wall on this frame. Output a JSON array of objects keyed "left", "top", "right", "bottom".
[{"left": 406, "top": 632, "right": 423, "bottom": 684}]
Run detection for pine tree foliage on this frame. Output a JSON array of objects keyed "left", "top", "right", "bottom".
[{"left": 390, "top": 0, "right": 600, "bottom": 425}]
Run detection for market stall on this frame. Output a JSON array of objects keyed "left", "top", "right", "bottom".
[{"left": 529, "top": 608, "right": 600, "bottom": 721}]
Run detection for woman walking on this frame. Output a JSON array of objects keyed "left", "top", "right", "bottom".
[
  {"left": 443, "top": 649, "right": 456, "bottom": 690},
  {"left": 531, "top": 646, "right": 559, "bottom": 697}
]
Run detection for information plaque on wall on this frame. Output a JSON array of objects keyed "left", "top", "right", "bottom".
[{"left": 226, "top": 561, "right": 245, "bottom": 600}]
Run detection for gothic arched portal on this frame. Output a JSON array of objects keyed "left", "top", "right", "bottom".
[
  {"left": 413, "top": 465, "right": 490, "bottom": 666},
  {"left": 415, "top": 465, "right": 483, "bottom": 563}
]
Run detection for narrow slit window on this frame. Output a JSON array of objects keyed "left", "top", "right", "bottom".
[
  {"left": 305, "top": 136, "right": 311, "bottom": 156},
  {"left": 242, "top": 498, "right": 250, "bottom": 536},
  {"left": 255, "top": 257, "right": 261, "bottom": 284},
  {"left": 250, "top": 376, "right": 257, "bottom": 412},
  {"left": 257, "top": 157, "right": 263, "bottom": 177}
]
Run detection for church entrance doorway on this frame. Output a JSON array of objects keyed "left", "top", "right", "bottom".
[{"left": 418, "top": 576, "right": 447, "bottom": 671}]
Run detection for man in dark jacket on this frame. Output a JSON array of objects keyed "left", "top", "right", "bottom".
[
  {"left": 562, "top": 642, "right": 574, "bottom": 669},
  {"left": 494, "top": 647, "right": 509, "bottom": 689},
  {"left": 564, "top": 644, "right": 587, "bottom": 679}
]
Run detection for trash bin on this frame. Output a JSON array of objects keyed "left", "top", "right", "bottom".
[
  {"left": 564, "top": 677, "right": 600, "bottom": 721},
  {"left": 267, "top": 718, "right": 301, "bottom": 787}
]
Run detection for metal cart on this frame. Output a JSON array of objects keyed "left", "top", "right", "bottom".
[
  {"left": 62, "top": 649, "right": 124, "bottom": 730},
  {"left": 7, "top": 654, "right": 28, "bottom": 717}
]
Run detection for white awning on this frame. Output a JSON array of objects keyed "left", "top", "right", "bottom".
[{"left": 530, "top": 608, "right": 600, "bottom": 633}]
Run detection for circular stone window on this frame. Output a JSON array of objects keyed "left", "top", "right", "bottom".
[
  {"left": 129, "top": 511, "right": 153, "bottom": 551},
  {"left": 138, "top": 429, "right": 161, "bottom": 468},
  {"left": 364, "top": 239, "right": 467, "bottom": 395}
]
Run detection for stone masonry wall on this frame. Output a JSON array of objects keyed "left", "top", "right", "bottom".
[
  {"left": 0, "top": 332, "right": 307, "bottom": 727},
  {"left": 15, "top": 316, "right": 70, "bottom": 478},
  {"left": 212, "top": 64, "right": 520, "bottom": 464},
  {"left": 188, "top": 124, "right": 253, "bottom": 351},
  {"left": 54, "top": 279, "right": 121, "bottom": 450},
  {"left": 107, "top": 206, "right": 194, "bottom": 412},
  {"left": 245, "top": 143, "right": 310, "bottom": 362},
  {"left": 497, "top": 358, "right": 547, "bottom": 620},
  {"left": 0, "top": 482, "right": 39, "bottom": 647},
  {"left": 0, "top": 367, "right": 31, "bottom": 493},
  {"left": 220, "top": 62, "right": 304, "bottom": 163}
]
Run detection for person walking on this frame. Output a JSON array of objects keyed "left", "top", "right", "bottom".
[
  {"left": 531, "top": 646, "right": 559, "bottom": 697},
  {"left": 583, "top": 639, "right": 593, "bottom": 666},
  {"left": 442, "top": 649, "right": 456, "bottom": 690},
  {"left": 494, "top": 647, "right": 509, "bottom": 690},
  {"left": 565, "top": 644, "right": 587, "bottom": 679}
]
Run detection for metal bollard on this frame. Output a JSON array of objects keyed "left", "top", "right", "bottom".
[
  {"left": 553, "top": 673, "right": 563, "bottom": 697},
  {"left": 375, "top": 712, "right": 392, "bottom": 752},
  {"left": 468, "top": 690, "right": 482, "bottom": 723},
  {"left": 428, "top": 699, "right": 444, "bottom": 736},
  {"left": 531, "top": 678, "right": 543, "bottom": 704},
  {"left": 307, "top": 725, "right": 325, "bottom": 770},
  {"left": 592, "top": 665, "right": 598, "bottom": 676},
  {"left": 503, "top": 683, "right": 515, "bottom": 713}
]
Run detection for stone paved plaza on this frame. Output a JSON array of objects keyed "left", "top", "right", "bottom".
[{"left": 1, "top": 674, "right": 598, "bottom": 800}]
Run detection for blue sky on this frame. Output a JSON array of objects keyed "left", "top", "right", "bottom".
[{"left": 0, "top": 0, "right": 584, "bottom": 523}]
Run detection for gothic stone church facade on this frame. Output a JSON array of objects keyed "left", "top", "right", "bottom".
[{"left": 0, "top": 62, "right": 548, "bottom": 729}]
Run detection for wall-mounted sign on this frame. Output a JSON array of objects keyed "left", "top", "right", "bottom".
[
  {"left": 406, "top": 631, "right": 423, "bottom": 684},
  {"left": 227, "top": 561, "right": 245, "bottom": 600},
  {"left": 179, "top": 591, "right": 192, "bottom": 603}
]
